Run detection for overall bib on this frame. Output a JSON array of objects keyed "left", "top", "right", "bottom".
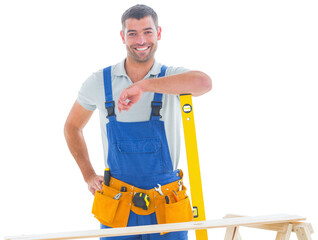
[{"left": 93, "top": 65, "right": 193, "bottom": 240}]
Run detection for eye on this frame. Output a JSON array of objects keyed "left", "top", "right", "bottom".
[
  {"left": 145, "top": 31, "right": 153, "bottom": 35},
  {"left": 127, "top": 32, "right": 136, "bottom": 37}
]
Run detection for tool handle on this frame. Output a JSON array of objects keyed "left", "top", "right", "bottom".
[
  {"left": 172, "top": 190, "right": 179, "bottom": 202},
  {"left": 104, "top": 168, "right": 111, "bottom": 186}
]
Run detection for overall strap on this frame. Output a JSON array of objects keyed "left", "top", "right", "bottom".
[
  {"left": 150, "top": 65, "right": 167, "bottom": 120},
  {"left": 103, "top": 66, "right": 116, "bottom": 122}
]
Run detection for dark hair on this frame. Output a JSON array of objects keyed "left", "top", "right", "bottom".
[{"left": 121, "top": 4, "right": 158, "bottom": 31}]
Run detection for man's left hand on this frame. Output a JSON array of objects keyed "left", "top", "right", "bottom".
[{"left": 117, "top": 84, "right": 144, "bottom": 113}]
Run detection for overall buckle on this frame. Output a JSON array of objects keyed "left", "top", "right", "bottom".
[
  {"left": 105, "top": 101, "right": 116, "bottom": 118},
  {"left": 151, "top": 101, "right": 162, "bottom": 118}
]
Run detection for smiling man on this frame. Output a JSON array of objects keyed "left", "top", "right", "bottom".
[
  {"left": 64, "top": 4, "right": 212, "bottom": 240},
  {"left": 122, "top": 18, "right": 158, "bottom": 63}
]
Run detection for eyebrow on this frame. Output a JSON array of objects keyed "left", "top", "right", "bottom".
[
  {"left": 143, "top": 27, "right": 154, "bottom": 31},
  {"left": 127, "top": 27, "right": 154, "bottom": 33}
]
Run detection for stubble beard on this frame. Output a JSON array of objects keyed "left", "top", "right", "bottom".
[{"left": 127, "top": 43, "right": 158, "bottom": 63}]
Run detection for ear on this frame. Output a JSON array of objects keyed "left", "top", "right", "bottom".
[
  {"left": 157, "top": 26, "right": 162, "bottom": 40},
  {"left": 120, "top": 30, "right": 126, "bottom": 44}
]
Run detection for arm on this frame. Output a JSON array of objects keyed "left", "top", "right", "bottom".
[
  {"left": 64, "top": 101, "right": 103, "bottom": 195},
  {"left": 117, "top": 71, "right": 212, "bottom": 112}
]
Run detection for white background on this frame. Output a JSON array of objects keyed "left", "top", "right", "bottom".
[{"left": 1, "top": 0, "right": 317, "bottom": 239}]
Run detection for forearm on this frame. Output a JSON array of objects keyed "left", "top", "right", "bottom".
[
  {"left": 138, "top": 71, "right": 212, "bottom": 96},
  {"left": 64, "top": 124, "right": 96, "bottom": 183},
  {"left": 117, "top": 71, "right": 212, "bottom": 113}
]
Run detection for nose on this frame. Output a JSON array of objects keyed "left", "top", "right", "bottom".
[{"left": 136, "top": 34, "right": 146, "bottom": 45}]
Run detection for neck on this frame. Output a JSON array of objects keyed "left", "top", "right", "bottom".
[{"left": 125, "top": 56, "right": 155, "bottom": 83}]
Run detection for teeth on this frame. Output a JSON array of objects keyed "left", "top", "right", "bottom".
[{"left": 136, "top": 47, "right": 148, "bottom": 51}]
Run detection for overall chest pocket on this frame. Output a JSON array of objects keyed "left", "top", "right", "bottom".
[
  {"left": 111, "top": 138, "right": 164, "bottom": 175},
  {"left": 117, "top": 139, "right": 161, "bottom": 153}
]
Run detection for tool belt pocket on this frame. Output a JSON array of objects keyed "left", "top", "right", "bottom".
[
  {"left": 164, "top": 194, "right": 193, "bottom": 224},
  {"left": 92, "top": 183, "right": 132, "bottom": 228},
  {"left": 92, "top": 190, "right": 119, "bottom": 223},
  {"left": 155, "top": 186, "right": 194, "bottom": 225}
]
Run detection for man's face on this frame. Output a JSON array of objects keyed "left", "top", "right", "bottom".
[{"left": 120, "top": 16, "right": 161, "bottom": 63}]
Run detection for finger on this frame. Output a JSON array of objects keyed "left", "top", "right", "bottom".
[
  {"left": 121, "top": 104, "right": 131, "bottom": 110},
  {"left": 119, "top": 90, "right": 128, "bottom": 102},
  {"left": 89, "top": 186, "right": 96, "bottom": 195},
  {"left": 97, "top": 175, "right": 104, "bottom": 182},
  {"left": 92, "top": 179, "right": 100, "bottom": 189},
  {"left": 121, "top": 104, "right": 132, "bottom": 112},
  {"left": 118, "top": 102, "right": 130, "bottom": 112},
  {"left": 118, "top": 99, "right": 129, "bottom": 110},
  {"left": 96, "top": 181, "right": 103, "bottom": 190},
  {"left": 118, "top": 98, "right": 128, "bottom": 105},
  {"left": 95, "top": 176, "right": 104, "bottom": 186},
  {"left": 117, "top": 101, "right": 124, "bottom": 113},
  {"left": 127, "top": 101, "right": 135, "bottom": 107},
  {"left": 120, "top": 101, "right": 133, "bottom": 111}
]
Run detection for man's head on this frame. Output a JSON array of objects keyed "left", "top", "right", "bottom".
[
  {"left": 121, "top": 4, "right": 158, "bottom": 32},
  {"left": 120, "top": 5, "right": 161, "bottom": 63}
]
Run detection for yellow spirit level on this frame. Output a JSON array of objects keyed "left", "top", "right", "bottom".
[{"left": 180, "top": 94, "right": 208, "bottom": 240}]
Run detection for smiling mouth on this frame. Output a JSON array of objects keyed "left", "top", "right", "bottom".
[{"left": 135, "top": 46, "right": 150, "bottom": 52}]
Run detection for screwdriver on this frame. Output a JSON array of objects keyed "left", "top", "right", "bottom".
[
  {"left": 172, "top": 190, "right": 179, "bottom": 202},
  {"left": 104, "top": 168, "right": 111, "bottom": 186}
]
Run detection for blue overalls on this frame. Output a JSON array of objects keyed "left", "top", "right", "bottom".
[{"left": 100, "top": 65, "right": 188, "bottom": 240}]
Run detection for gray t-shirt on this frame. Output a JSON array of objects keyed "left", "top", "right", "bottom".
[{"left": 77, "top": 59, "right": 188, "bottom": 170}]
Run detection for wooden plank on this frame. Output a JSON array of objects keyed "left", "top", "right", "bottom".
[
  {"left": 5, "top": 214, "right": 305, "bottom": 240},
  {"left": 224, "top": 214, "right": 291, "bottom": 232},
  {"left": 224, "top": 214, "right": 314, "bottom": 240}
]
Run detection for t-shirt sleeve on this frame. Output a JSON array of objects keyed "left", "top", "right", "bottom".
[
  {"left": 77, "top": 73, "right": 98, "bottom": 111},
  {"left": 166, "top": 66, "right": 190, "bottom": 76}
]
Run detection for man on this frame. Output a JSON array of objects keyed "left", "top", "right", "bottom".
[{"left": 64, "top": 4, "right": 212, "bottom": 240}]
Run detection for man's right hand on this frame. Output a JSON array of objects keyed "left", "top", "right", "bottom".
[{"left": 86, "top": 174, "right": 104, "bottom": 195}]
